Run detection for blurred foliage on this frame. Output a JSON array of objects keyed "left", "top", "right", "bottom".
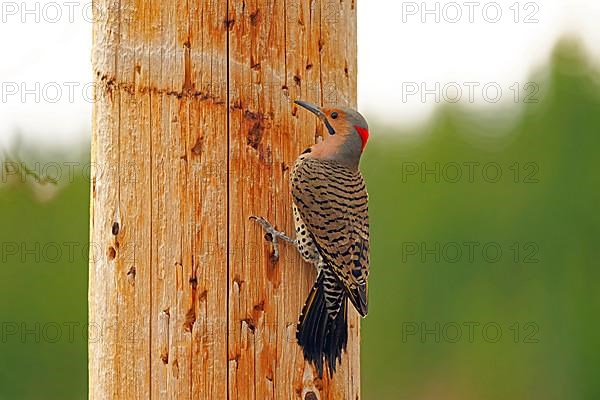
[
  {"left": 0, "top": 170, "right": 88, "bottom": 399},
  {"left": 0, "top": 39, "right": 598, "bottom": 399},
  {"left": 362, "top": 38, "right": 600, "bottom": 400}
]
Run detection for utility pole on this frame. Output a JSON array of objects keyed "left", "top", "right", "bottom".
[{"left": 90, "top": 1, "right": 359, "bottom": 398}]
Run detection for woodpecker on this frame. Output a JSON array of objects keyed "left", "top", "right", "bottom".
[{"left": 250, "top": 100, "right": 370, "bottom": 379}]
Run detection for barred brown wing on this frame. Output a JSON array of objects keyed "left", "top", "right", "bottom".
[{"left": 291, "top": 156, "right": 370, "bottom": 316}]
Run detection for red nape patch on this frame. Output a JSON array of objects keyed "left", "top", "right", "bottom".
[{"left": 354, "top": 125, "right": 369, "bottom": 152}]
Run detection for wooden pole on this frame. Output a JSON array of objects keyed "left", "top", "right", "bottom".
[{"left": 90, "top": 1, "right": 358, "bottom": 399}]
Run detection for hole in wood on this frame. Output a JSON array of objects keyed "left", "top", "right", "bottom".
[
  {"left": 111, "top": 222, "right": 119, "bottom": 235},
  {"left": 107, "top": 246, "right": 116, "bottom": 260},
  {"left": 305, "top": 392, "right": 318, "bottom": 400}
]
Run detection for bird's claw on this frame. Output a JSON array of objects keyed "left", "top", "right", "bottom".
[{"left": 250, "top": 215, "right": 282, "bottom": 262}]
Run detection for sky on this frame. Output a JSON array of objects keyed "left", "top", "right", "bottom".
[{"left": 1, "top": 0, "right": 599, "bottom": 148}]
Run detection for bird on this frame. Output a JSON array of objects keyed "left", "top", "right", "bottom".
[{"left": 250, "top": 99, "right": 370, "bottom": 379}]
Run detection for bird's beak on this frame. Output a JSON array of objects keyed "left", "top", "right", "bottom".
[
  {"left": 294, "top": 100, "right": 336, "bottom": 135},
  {"left": 294, "top": 100, "right": 324, "bottom": 117}
]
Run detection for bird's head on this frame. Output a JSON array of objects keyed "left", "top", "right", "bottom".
[{"left": 294, "top": 100, "right": 369, "bottom": 167}]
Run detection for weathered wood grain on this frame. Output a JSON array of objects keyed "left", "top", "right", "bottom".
[{"left": 90, "top": 1, "right": 358, "bottom": 399}]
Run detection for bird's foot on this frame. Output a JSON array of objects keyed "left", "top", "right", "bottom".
[{"left": 249, "top": 216, "right": 294, "bottom": 262}]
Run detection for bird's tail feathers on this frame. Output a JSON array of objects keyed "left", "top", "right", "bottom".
[{"left": 296, "top": 272, "right": 348, "bottom": 378}]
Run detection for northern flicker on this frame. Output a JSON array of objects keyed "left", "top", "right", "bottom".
[{"left": 250, "top": 100, "right": 370, "bottom": 378}]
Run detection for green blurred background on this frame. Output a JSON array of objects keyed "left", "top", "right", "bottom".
[{"left": 1, "top": 40, "right": 598, "bottom": 399}]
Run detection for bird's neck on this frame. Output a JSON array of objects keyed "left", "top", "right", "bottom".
[{"left": 309, "top": 134, "right": 361, "bottom": 170}]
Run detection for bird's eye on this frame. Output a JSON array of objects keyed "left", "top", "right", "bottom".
[{"left": 330, "top": 112, "right": 338, "bottom": 119}]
